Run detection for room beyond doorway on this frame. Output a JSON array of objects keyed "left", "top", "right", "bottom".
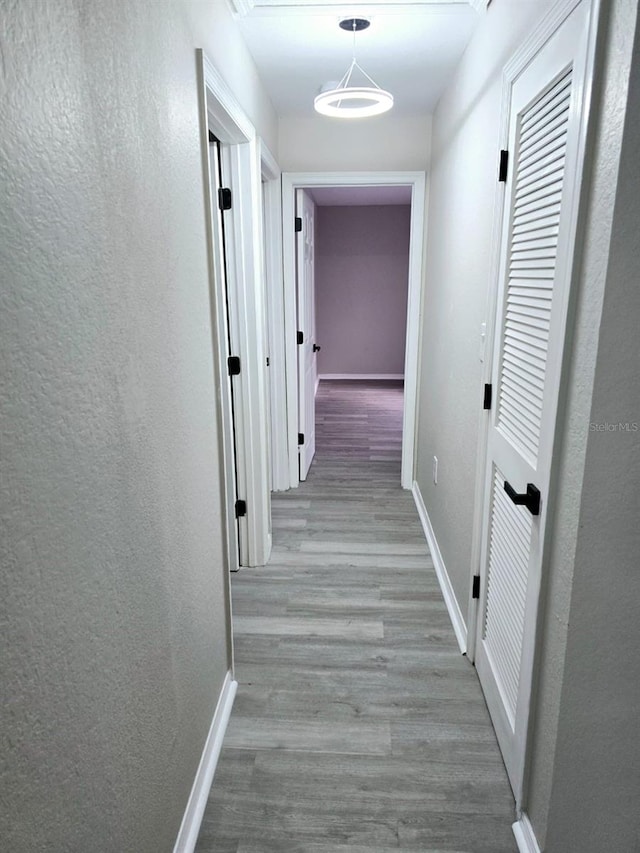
[{"left": 314, "top": 197, "right": 411, "bottom": 385}]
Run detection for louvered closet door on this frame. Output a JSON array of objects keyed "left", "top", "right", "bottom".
[{"left": 475, "top": 1, "right": 592, "bottom": 801}]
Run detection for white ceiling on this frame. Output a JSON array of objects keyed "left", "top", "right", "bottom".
[
  {"left": 308, "top": 185, "right": 412, "bottom": 205},
  {"left": 230, "top": 1, "right": 482, "bottom": 117}
]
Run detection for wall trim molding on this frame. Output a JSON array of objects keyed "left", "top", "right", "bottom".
[
  {"left": 227, "top": 0, "right": 254, "bottom": 17},
  {"left": 173, "top": 671, "right": 238, "bottom": 853},
  {"left": 513, "top": 813, "right": 542, "bottom": 853},
  {"left": 319, "top": 374, "right": 404, "bottom": 381},
  {"left": 412, "top": 481, "right": 467, "bottom": 654},
  {"left": 504, "top": 0, "right": 588, "bottom": 80}
]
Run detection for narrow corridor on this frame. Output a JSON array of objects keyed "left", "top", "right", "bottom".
[{"left": 196, "top": 381, "right": 516, "bottom": 852}]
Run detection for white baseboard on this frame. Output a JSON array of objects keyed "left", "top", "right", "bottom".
[
  {"left": 412, "top": 481, "right": 467, "bottom": 654},
  {"left": 318, "top": 374, "right": 404, "bottom": 380},
  {"left": 173, "top": 670, "right": 238, "bottom": 853},
  {"left": 513, "top": 813, "right": 541, "bottom": 853}
]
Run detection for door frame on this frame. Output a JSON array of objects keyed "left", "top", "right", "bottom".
[
  {"left": 197, "top": 49, "right": 272, "bottom": 568},
  {"left": 464, "top": 0, "right": 601, "bottom": 810},
  {"left": 281, "top": 171, "right": 427, "bottom": 490},
  {"left": 260, "top": 142, "right": 289, "bottom": 493}
]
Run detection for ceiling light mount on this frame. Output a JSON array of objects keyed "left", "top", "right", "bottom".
[
  {"left": 338, "top": 17, "right": 370, "bottom": 33},
  {"left": 314, "top": 17, "right": 393, "bottom": 119}
]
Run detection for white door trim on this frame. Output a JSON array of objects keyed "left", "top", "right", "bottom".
[
  {"left": 260, "top": 142, "right": 289, "bottom": 492},
  {"left": 465, "top": 0, "right": 601, "bottom": 807},
  {"left": 198, "top": 49, "right": 272, "bottom": 567},
  {"left": 281, "top": 171, "right": 426, "bottom": 490}
]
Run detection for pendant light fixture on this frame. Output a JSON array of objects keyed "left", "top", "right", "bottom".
[{"left": 314, "top": 18, "right": 394, "bottom": 119}]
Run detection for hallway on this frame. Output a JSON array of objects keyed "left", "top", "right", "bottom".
[{"left": 195, "top": 381, "right": 516, "bottom": 852}]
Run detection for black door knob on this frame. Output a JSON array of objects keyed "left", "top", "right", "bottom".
[{"left": 313, "top": 344, "right": 321, "bottom": 353}]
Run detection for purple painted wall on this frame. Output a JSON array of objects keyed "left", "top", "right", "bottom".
[{"left": 315, "top": 205, "right": 411, "bottom": 376}]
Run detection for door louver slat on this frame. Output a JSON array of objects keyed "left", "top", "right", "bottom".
[
  {"left": 484, "top": 469, "right": 533, "bottom": 721},
  {"left": 497, "top": 68, "right": 572, "bottom": 462},
  {"left": 520, "top": 74, "right": 572, "bottom": 131}
]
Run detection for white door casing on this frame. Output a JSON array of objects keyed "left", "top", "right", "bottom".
[
  {"left": 296, "top": 189, "right": 317, "bottom": 481},
  {"left": 473, "top": 0, "right": 598, "bottom": 806},
  {"left": 282, "top": 172, "right": 427, "bottom": 491},
  {"left": 199, "top": 50, "right": 272, "bottom": 568}
]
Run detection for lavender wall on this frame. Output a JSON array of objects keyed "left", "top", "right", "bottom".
[{"left": 315, "top": 205, "right": 411, "bottom": 376}]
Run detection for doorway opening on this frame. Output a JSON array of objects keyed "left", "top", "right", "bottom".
[
  {"left": 310, "top": 187, "right": 413, "bottom": 478},
  {"left": 280, "top": 172, "right": 426, "bottom": 492}
]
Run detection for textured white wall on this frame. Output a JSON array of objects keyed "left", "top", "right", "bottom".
[
  {"left": 0, "top": 0, "right": 275, "bottom": 849},
  {"left": 315, "top": 206, "right": 411, "bottom": 375},
  {"left": 279, "top": 114, "right": 431, "bottom": 172}
]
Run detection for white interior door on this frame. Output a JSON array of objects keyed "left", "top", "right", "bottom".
[
  {"left": 261, "top": 182, "right": 273, "bottom": 497},
  {"left": 475, "top": 0, "right": 593, "bottom": 801},
  {"left": 208, "top": 137, "right": 240, "bottom": 571},
  {"left": 296, "top": 189, "right": 317, "bottom": 480}
]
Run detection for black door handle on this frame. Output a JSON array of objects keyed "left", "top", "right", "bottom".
[
  {"left": 504, "top": 481, "right": 541, "bottom": 516},
  {"left": 313, "top": 344, "right": 321, "bottom": 352}
]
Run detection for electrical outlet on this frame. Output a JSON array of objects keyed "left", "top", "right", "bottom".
[{"left": 433, "top": 455, "right": 438, "bottom": 484}]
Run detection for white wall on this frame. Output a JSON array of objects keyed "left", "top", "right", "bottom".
[
  {"left": 0, "top": 0, "right": 276, "bottom": 849},
  {"left": 279, "top": 114, "right": 431, "bottom": 172},
  {"left": 315, "top": 205, "right": 411, "bottom": 376}
]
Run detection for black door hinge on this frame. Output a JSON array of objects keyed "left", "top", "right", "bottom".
[
  {"left": 266, "top": 356, "right": 270, "bottom": 367},
  {"left": 218, "top": 187, "right": 232, "bottom": 211},
  {"left": 227, "top": 356, "right": 241, "bottom": 376},
  {"left": 472, "top": 575, "right": 481, "bottom": 599},
  {"left": 498, "top": 149, "right": 509, "bottom": 183},
  {"left": 483, "top": 383, "right": 492, "bottom": 410},
  {"left": 297, "top": 331, "right": 304, "bottom": 345},
  {"left": 295, "top": 216, "right": 302, "bottom": 232},
  {"left": 298, "top": 433, "right": 304, "bottom": 446},
  {"left": 235, "top": 499, "right": 247, "bottom": 518}
]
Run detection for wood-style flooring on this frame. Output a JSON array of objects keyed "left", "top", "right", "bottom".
[{"left": 196, "top": 380, "right": 517, "bottom": 852}]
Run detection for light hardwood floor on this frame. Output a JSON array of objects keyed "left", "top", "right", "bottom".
[{"left": 196, "top": 380, "right": 517, "bottom": 852}]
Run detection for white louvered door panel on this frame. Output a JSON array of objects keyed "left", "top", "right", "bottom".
[
  {"left": 483, "top": 468, "right": 533, "bottom": 724},
  {"left": 475, "top": 1, "right": 593, "bottom": 804},
  {"left": 497, "top": 69, "right": 572, "bottom": 465}
]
